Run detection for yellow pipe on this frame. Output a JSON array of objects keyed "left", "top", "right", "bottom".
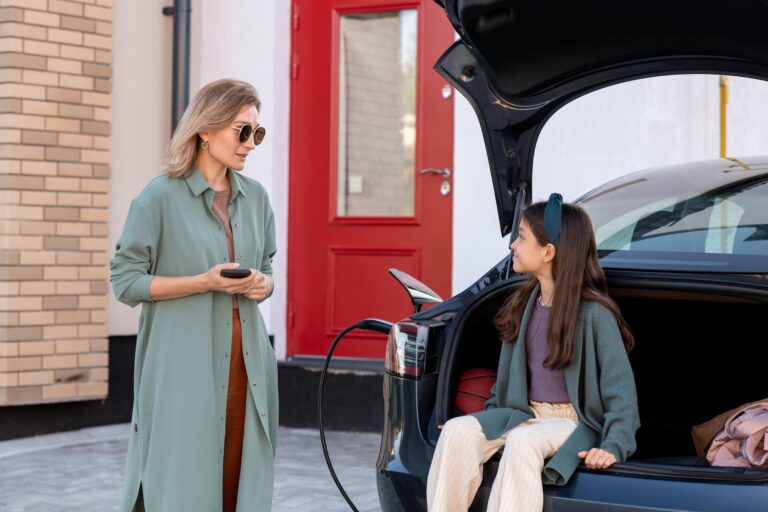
[
  {"left": 719, "top": 75, "right": 728, "bottom": 158},
  {"left": 719, "top": 75, "right": 730, "bottom": 253}
]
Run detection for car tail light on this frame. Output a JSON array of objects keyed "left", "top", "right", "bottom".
[{"left": 385, "top": 321, "right": 428, "bottom": 378}]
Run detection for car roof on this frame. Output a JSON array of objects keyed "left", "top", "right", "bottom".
[{"left": 577, "top": 156, "right": 768, "bottom": 205}]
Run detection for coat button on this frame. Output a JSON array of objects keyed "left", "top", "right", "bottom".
[
  {"left": 134, "top": 423, "right": 138, "bottom": 433},
  {"left": 261, "top": 412, "right": 266, "bottom": 417},
  {"left": 245, "top": 351, "right": 249, "bottom": 356},
  {"left": 252, "top": 382, "right": 257, "bottom": 386}
]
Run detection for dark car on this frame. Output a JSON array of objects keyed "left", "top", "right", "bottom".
[{"left": 375, "top": 1, "right": 768, "bottom": 511}]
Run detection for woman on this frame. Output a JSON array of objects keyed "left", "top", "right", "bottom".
[
  {"left": 427, "top": 193, "right": 640, "bottom": 512},
  {"left": 110, "top": 79, "right": 278, "bottom": 512}
]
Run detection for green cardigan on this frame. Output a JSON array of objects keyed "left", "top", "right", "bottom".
[{"left": 470, "top": 282, "right": 640, "bottom": 486}]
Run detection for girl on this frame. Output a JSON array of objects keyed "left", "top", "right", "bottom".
[
  {"left": 110, "top": 79, "right": 277, "bottom": 512},
  {"left": 427, "top": 193, "right": 640, "bottom": 512}
]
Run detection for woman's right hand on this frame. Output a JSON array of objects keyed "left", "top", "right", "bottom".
[{"left": 205, "top": 262, "right": 253, "bottom": 295}]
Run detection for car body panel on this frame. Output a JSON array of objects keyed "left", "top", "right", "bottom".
[
  {"left": 377, "top": 263, "right": 768, "bottom": 511},
  {"left": 376, "top": 2, "right": 768, "bottom": 510}
]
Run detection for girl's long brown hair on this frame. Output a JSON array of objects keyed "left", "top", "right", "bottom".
[{"left": 495, "top": 200, "right": 634, "bottom": 368}]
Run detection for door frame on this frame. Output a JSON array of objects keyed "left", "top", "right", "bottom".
[{"left": 286, "top": 0, "right": 454, "bottom": 358}]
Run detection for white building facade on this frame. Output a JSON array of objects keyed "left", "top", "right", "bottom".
[{"left": 109, "top": 0, "right": 768, "bottom": 362}]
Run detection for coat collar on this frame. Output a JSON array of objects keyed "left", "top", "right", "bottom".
[
  {"left": 185, "top": 166, "right": 246, "bottom": 199},
  {"left": 504, "top": 281, "right": 541, "bottom": 412},
  {"left": 513, "top": 281, "right": 541, "bottom": 357},
  {"left": 522, "top": 281, "right": 541, "bottom": 330}
]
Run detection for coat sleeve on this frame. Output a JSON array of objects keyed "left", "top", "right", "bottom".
[
  {"left": 109, "top": 197, "right": 157, "bottom": 308},
  {"left": 260, "top": 208, "right": 276, "bottom": 276},
  {"left": 594, "top": 305, "right": 641, "bottom": 462},
  {"left": 259, "top": 198, "right": 277, "bottom": 300},
  {"left": 483, "top": 382, "right": 498, "bottom": 411},
  {"left": 483, "top": 340, "right": 513, "bottom": 411}
]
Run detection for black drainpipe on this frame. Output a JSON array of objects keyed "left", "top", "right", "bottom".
[{"left": 163, "top": 0, "right": 191, "bottom": 134}]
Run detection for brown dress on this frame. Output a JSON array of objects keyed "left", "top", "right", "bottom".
[{"left": 212, "top": 184, "right": 248, "bottom": 512}]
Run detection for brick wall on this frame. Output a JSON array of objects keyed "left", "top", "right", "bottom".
[{"left": 0, "top": 0, "right": 111, "bottom": 406}]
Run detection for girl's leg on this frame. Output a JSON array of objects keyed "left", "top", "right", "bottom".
[
  {"left": 427, "top": 415, "right": 506, "bottom": 512},
  {"left": 486, "top": 403, "right": 578, "bottom": 512}
]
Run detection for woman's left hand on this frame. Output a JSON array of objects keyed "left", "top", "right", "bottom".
[
  {"left": 243, "top": 269, "right": 273, "bottom": 302},
  {"left": 577, "top": 448, "right": 617, "bottom": 469}
]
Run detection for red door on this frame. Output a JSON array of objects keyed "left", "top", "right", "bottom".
[{"left": 288, "top": 0, "right": 454, "bottom": 359}]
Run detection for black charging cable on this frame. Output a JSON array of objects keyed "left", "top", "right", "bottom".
[{"left": 318, "top": 318, "right": 394, "bottom": 512}]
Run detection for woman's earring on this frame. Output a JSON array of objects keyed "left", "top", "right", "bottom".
[{"left": 201, "top": 139, "right": 209, "bottom": 150}]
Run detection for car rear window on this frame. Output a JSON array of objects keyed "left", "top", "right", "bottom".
[{"left": 577, "top": 169, "right": 768, "bottom": 273}]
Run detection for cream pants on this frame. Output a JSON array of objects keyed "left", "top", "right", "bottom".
[{"left": 427, "top": 401, "right": 579, "bottom": 512}]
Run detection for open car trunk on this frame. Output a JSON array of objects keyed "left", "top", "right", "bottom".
[{"left": 439, "top": 274, "right": 768, "bottom": 499}]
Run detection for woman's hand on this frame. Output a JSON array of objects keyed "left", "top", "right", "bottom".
[
  {"left": 242, "top": 269, "right": 272, "bottom": 302},
  {"left": 205, "top": 263, "right": 254, "bottom": 295},
  {"left": 577, "top": 448, "right": 617, "bottom": 469}
]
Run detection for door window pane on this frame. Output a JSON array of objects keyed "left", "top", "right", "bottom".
[{"left": 337, "top": 10, "right": 417, "bottom": 217}]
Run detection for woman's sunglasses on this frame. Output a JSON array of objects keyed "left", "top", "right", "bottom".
[{"left": 234, "top": 123, "right": 266, "bottom": 145}]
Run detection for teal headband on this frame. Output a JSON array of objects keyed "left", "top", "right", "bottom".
[{"left": 544, "top": 192, "right": 563, "bottom": 246}]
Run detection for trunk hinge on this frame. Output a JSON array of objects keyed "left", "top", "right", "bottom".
[
  {"left": 501, "top": 133, "right": 527, "bottom": 279},
  {"left": 503, "top": 134, "right": 525, "bottom": 194},
  {"left": 502, "top": 134, "right": 528, "bottom": 278},
  {"left": 291, "top": 4, "right": 300, "bottom": 80},
  {"left": 504, "top": 184, "right": 527, "bottom": 279}
]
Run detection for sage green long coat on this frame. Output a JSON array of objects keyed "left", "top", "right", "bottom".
[{"left": 109, "top": 167, "right": 278, "bottom": 512}]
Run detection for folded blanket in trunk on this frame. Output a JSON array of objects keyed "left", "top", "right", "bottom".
[
  {"left": 702, "top": 400, "right": 768, "bottom": 468},
  {"left": 692, "top": 398, "right": 767, "bottom": 457}
]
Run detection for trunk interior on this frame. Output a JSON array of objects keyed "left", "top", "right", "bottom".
[{"left": 446, "top": 281, "right": 768, "bottom": 466}]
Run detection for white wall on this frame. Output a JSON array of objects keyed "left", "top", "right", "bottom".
[
  {"left": 110, "top": 5, "right": 768, "bottom": 358},
  {"left": 109, "top": 1, "right": 292, "bottom": 361},
  {"left": 451, "top": 74, "right": 768, "bottom": 295},
  {"left": 194, "top": 0, "right": 291, "bottom": 359},
  {"left": 727, "top": 77, "right": 768, "bottom": 156},
  {"left": 534, "top": 75, "right": 719, "bottom": 201},
  {"left": 109, "top": 0, "right": 172, "bottom": 335}
]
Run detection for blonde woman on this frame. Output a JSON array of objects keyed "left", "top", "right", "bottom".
[{"left": 110, "top": 79, "right": 277, "bottom": 512}]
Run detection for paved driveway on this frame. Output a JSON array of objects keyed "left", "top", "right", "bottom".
[{"left": 0, "top": 424, "right": 380, "bottom": 512}]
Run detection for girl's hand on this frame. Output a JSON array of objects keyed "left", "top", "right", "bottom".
[
  {"left": 243, "top": 269, "right": 272, "bottom": 302},
  {"left": 205, "top": 263, "right": 253, "bottom": 295},
  {"left": 577, "top": 448, "right": 617, "bottom": 469}
]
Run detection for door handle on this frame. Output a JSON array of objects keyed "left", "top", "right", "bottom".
[{"left": 420, "top": 168, "right": 451, "bottom": 178}]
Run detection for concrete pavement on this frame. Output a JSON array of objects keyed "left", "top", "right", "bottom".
[{"left": 0, "top": 423, "right": 381, "bottom": 511}]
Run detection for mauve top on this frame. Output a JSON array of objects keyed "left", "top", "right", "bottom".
[
  {"left": 211, "top": 183, "right": 238, "bottom": 309},
  {"left": 525, "top": 295, "right": 569, "bottom": 403}
]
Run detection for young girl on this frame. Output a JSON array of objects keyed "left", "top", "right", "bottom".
[{"left": 427, "top": 193, "right": 640, "bottom": 512}]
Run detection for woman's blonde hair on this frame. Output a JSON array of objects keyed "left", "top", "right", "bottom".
[{"left": 163, "top": 79, "right": 261, "bottom": 178}]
